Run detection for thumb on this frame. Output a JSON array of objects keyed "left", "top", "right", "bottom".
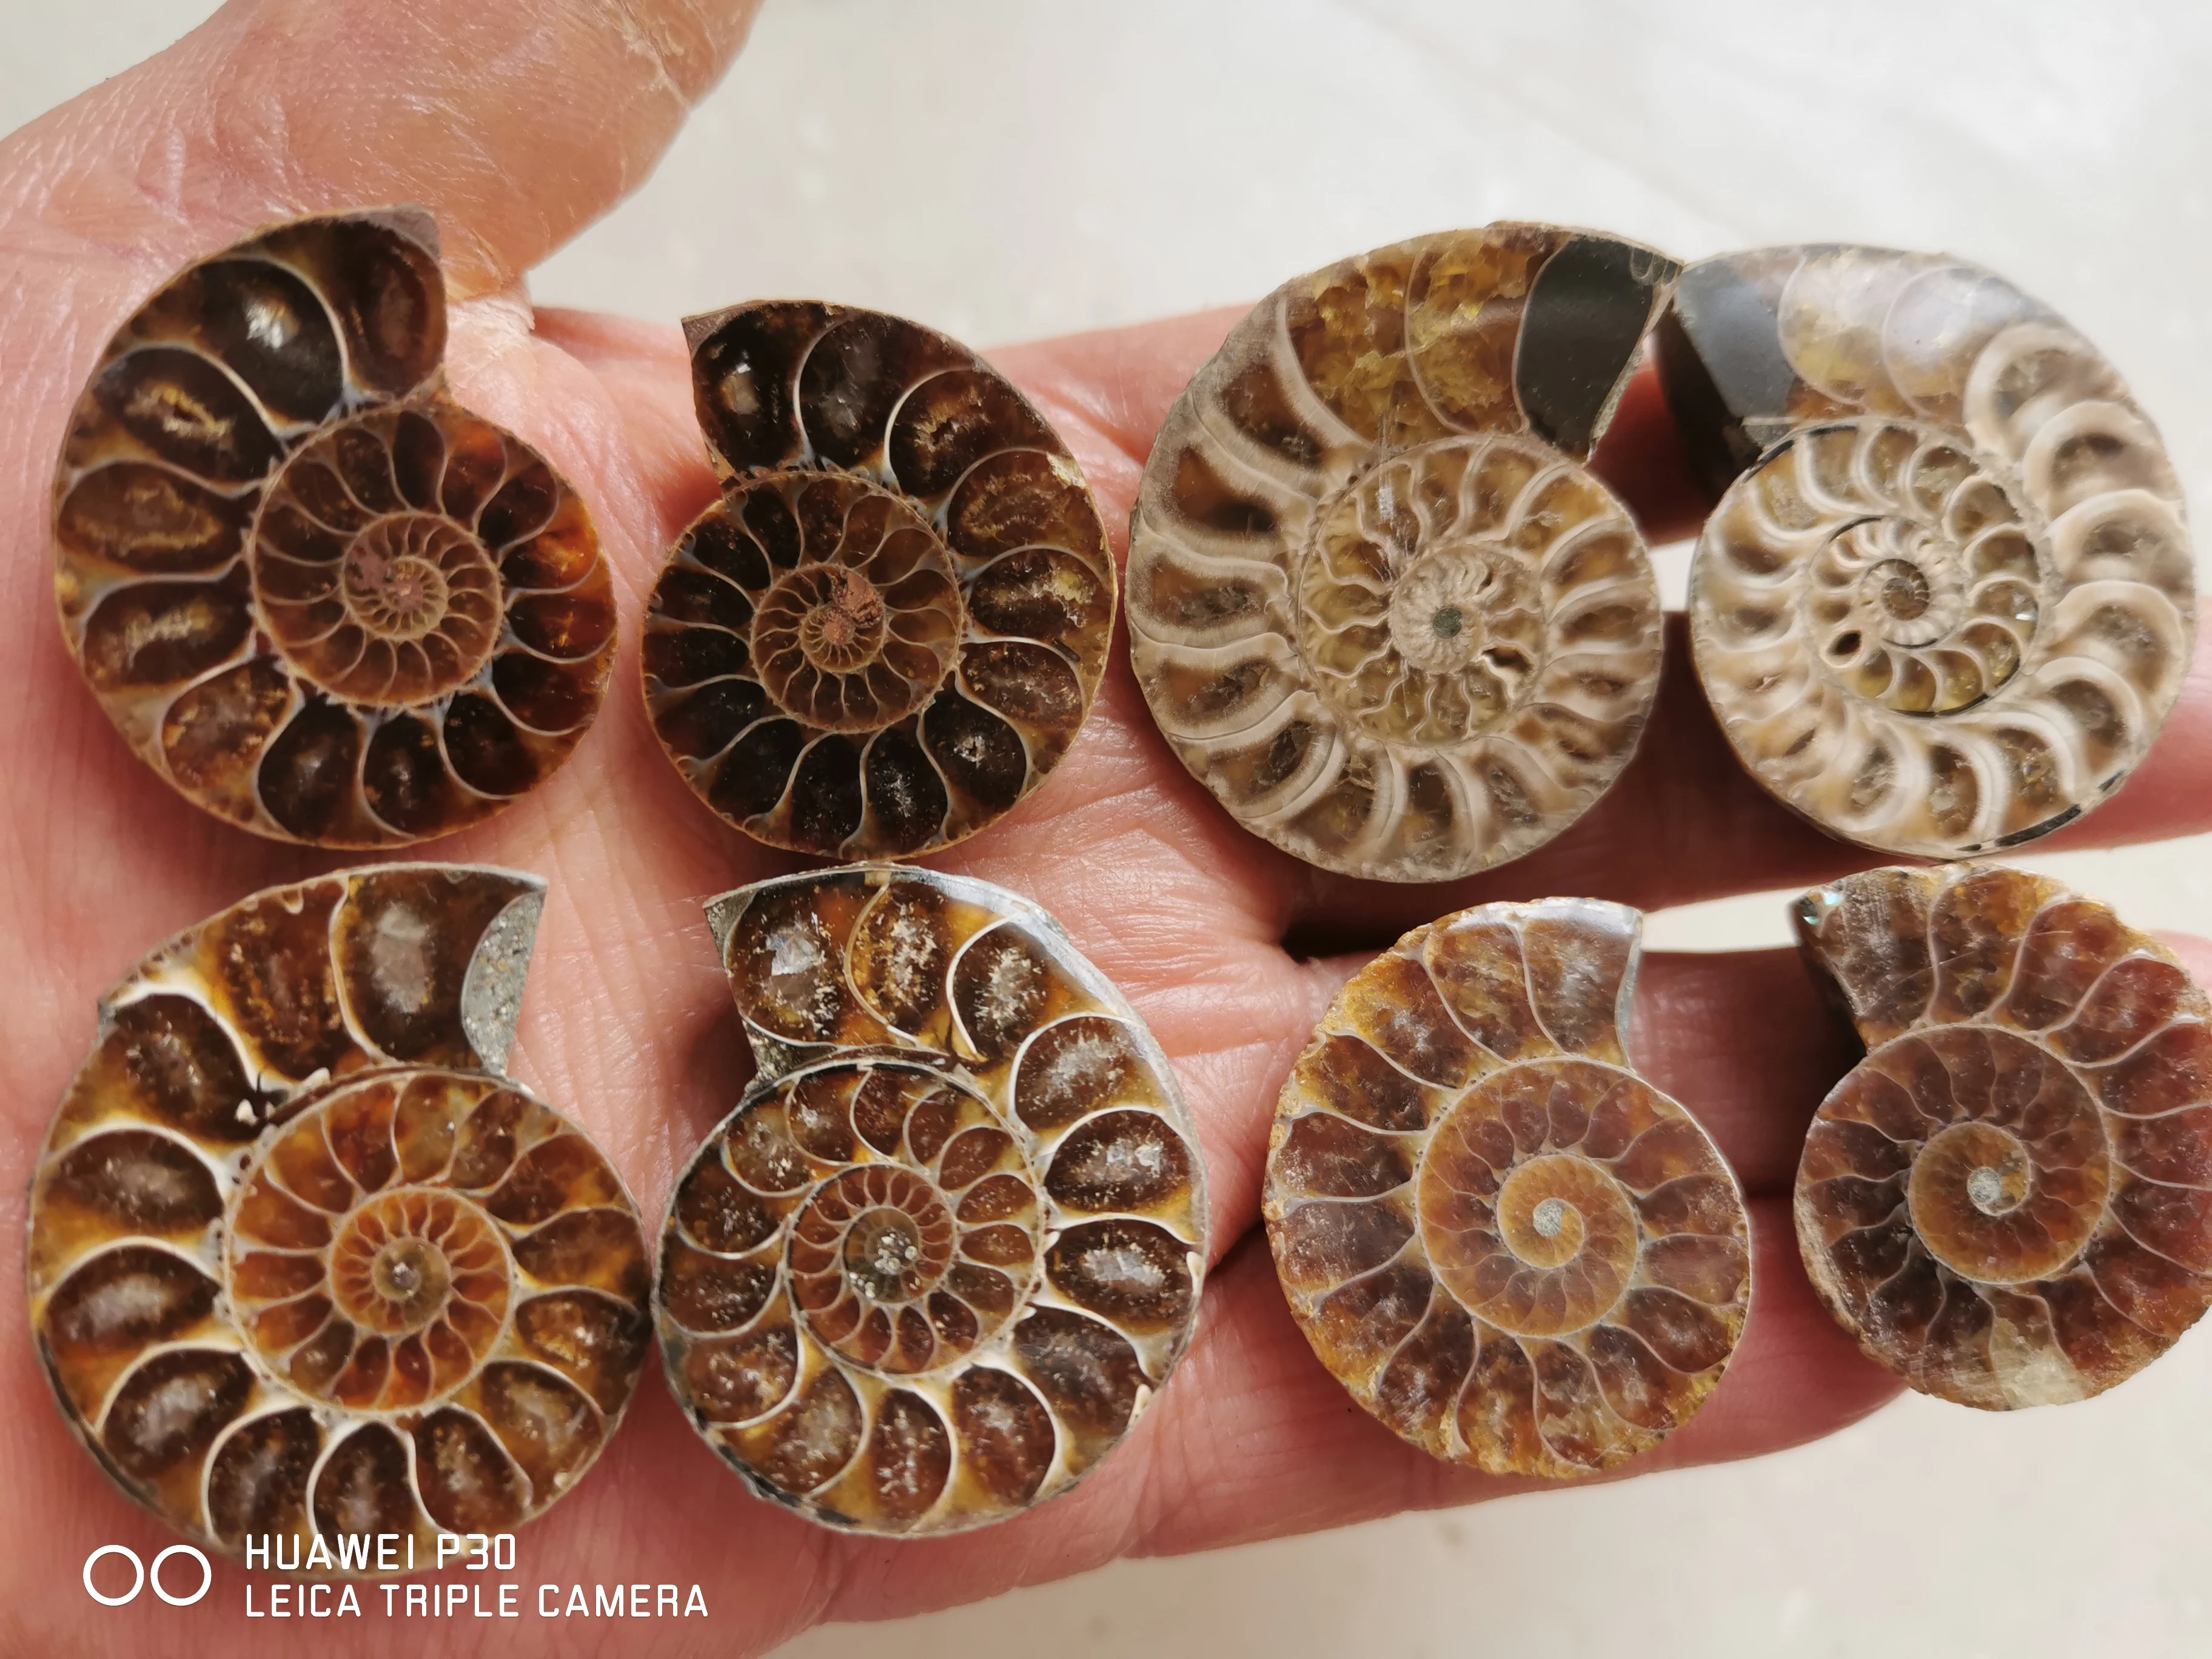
[{"left": 0, "top": 0, "right": 759, "bottom": 298}]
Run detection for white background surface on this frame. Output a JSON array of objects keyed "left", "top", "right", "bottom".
[{"left": 7, "top": 2, "right": 2212, "bottom": 1653}]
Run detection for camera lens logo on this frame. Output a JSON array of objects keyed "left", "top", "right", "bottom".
[{"left": 84, "top": 1544, "right": 212, "bottom": 1607}]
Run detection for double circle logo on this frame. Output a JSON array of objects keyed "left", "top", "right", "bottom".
[{"left": 83, "top": 1543, "right": 211, "bottom": 1607}]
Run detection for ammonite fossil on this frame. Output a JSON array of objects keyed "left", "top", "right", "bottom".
[
  {"left": 656, "top": 867, "right": 1207, "bottom": 1532},
  {"left": 26, "top": 866, "right": 651, "bottom": 1568},
  {"left": 641, "top": 303, "right": 1116, "bottom": 858},
  {"left": 53, "top": 209, "right": 617, "bottom": 846},
  {"left": 1125, "top": 226, "right": 1678, "bottom": 882},
  {"left": 1661, "top": 246, "right": 2196, "bottom": 858},
  {"left": 1264, "top": 899, "right": 1749, "bottom": 1476},
  {"left": 1795, "top": 864, "right": 2212, "bottom": 1407}
]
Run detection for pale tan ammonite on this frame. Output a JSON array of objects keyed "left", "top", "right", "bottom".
[
  {"left": 1126, "top": 226, "right": 1680, "bottom": 881},
  {"left": 1661, "top": 246, "right": 2194, "bottom": 858}
]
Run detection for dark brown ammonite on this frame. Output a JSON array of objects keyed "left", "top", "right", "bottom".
[
  {"left": 642, "top": 303, "right": 1116, "bottom": 859},
  {"left": 1264, "top": 899, "right": 1749, "bottom": 1476},
  {"left": 1126, "top": 226, "right": 1677, "bottom": 881},
  {"left": 656, "top": 867, "right": 1208, "bottom": 1533},
  {"left": 1795, "top": 865, "right": 2212, "bottom": 1406},
  {"left": 25, "top": 867, "right": 651, "bottom": 1570},
  {"left": 52, "top": 209, "right": 617, "bottom": 846}
]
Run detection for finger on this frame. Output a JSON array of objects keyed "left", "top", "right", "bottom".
[
  {"left": 1000, "top": 305, "right": 1244, "bottom": 521},
  {"left": 0, "top": 6, "right": 770, "bottom": 1002},
  {"left": 1633, "top": 947, "right": 1858, "bottom": 1196},
  {"left": 1589, "top": 356, "right": 1712, "bottom": 541},
  {"left": 1120, "top": 1211, "right": 1899, "bottom": 1561},
  {"left": 5, "top": 0, "right": 758, "bottom": 557},
  {"left": 534, "top": 307, "right": 719, "bottom": 540},
  {"left": 947, "top": 725, "right": 1347, "bottom": 1262},
  {"left": 5, "top": 0, "right": 759, "bottom": 297},
  {"left": 1265, "top": 613, "right": 2212, "bottom": 950},
  {"left": 793, "top": 1211, "right": 1899, "bottom": 1624}
]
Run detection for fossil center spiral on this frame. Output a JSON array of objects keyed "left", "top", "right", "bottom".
[
  {"left": 1493, "top": 1151, "right": 1632, "bottom": 1275},
  {"left": 1298, "top": 437, "right": 1572, "bottom": 748},
  {"left": 1840, "top": 531, "right": 1968, "bottom": 654},
  {"left": 368, "top": 1235, "right": 449, "bottom": 1315},
  {"left": 1894, "top": 1030, "right": 2111, "bottom": 1284},
  {"left": 1386, "top": 548, "right": 1505, "bottom": 674},
  {"left": 1798, "top": 424, "right": 2042, "bottom": 717},
  {"left": 340, "top": 514, "right": 474, "bottom": 642},
  {"left": 745, "top": 477, "right": 967, "bottom": 736},
  {"left": 1418, "top": 1066, "right": 1644, "bottom": 1339},
  {"left": 252, "top": 417, "right": 508, "bottom": 708},
  {"left": 799, "top": 566, "right": 890, "bottom": 666},
  {"left": 1966, "top": 1164, "right": 2013, "bottom": 1214},
  {"left": 842, "top": 1206, "right": 930, "bottom": 1301},
  {"left": 329, "top": 1188, "right": 507, "bottom": 1338},
  {"left": 794, "top": 1167, "right": 957, "bottom": 1316}
]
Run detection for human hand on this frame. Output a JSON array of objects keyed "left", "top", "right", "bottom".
[{"left": 8, "top": 4, "right": 2212, "bottom": 1654}]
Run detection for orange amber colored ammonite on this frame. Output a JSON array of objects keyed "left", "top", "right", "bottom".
[
  {"left": 1264, "top": 898, "right": 1749, "bottom": 1476},
  {"left": 1795, "top": 864, "right": 2212, "bottom": 1406},
  {"left": 655, "top": 867, "right": 1209, "bottom": 1533},
  {"left": 25, "top": 866, "right": 650, "bottom": 1569}
]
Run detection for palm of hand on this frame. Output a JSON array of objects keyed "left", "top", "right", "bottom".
[{"left": 6, "top": 5, "right": 2211, "bottom": 1655}]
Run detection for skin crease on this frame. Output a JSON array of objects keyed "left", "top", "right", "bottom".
[{"left": 4, "top": 1, "right": 2212, "bottom": 1652}]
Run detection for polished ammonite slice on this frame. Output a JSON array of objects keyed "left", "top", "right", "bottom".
[
  {"left": 1264, "top": 899, "right": 1749, "bottom": 1476},
  {"left": 1794, "top": 864, "right": 2212, "bottom": 1406},
  {"left": 53, "top": 209, "right": 616, "bottom": 846},
  {"left": 1127, "top": 226, "right": 1678, "bottom": 881},
  {"left": 656, "top": 867, "right": 1208, "bottom": 1533},
  {"left": 26, "top": 867, "right": 651, "bottom": 1569},
  {"left": 642, "top": 304, "right": 1116, "bottom": 859},
  {"left": 1661, "top": 246, "right": 2195, "bottom": 859}
]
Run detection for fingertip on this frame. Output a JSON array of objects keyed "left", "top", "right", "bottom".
[{"left": 7, "top": 0, "right": 765, "bottom": 297}]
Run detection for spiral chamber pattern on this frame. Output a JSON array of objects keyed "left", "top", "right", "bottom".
[
  {"left": 655, "top": 868, "right": 1208, "bottom": 1534},
  {"left": 25, "top": 866, "right": 651, "bottom": 1569},
  {"left": 1795, "top": 865, "right": 2212, "bottom": 1407},
  {"left": 52, "top": 209, "right": 617, "bottom": 847},
  {"left": 1664, "top": 245, "right": 2195, "bottom": 858},
  {"left": 1126, "top": 225, "right": 1676, "bottom": 881},
  {"left": 643, "top": 302, "right": 1116, "bottom": 860},
  {"left": 1264, "top": 899, "right": 1749, "bottom": 1478}
]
